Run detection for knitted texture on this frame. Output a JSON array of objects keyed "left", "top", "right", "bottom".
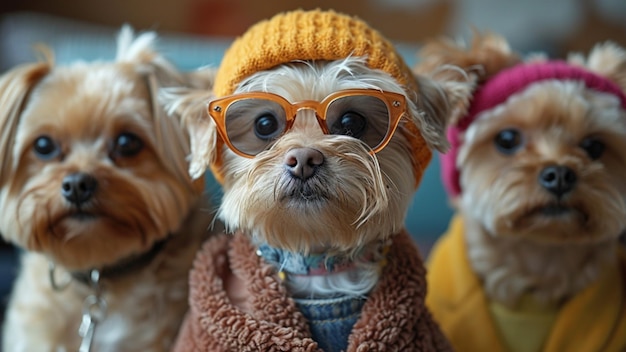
[
  {"left": 441, "top": 60, "right": 626, "bottom": 198},
  {"left": 210, "top": 9, "right": 429, "bottom": 186},
  {"left": 172, "top": 230, "right": 453, "bottom": 351}
]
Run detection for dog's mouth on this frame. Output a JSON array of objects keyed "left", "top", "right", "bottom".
[
  {"left": 63, "top": 207, "right": 99, "bottom": 222},
  {"left": 524, "top": 203, "right": 588, "bottom": 222},
  {"left": 536, "top": 204, "right": 573, "bottom": 216},
  {"left": 46, "top": 209, "right": 102, "bottom": 241},
  {"left": 279, "top": 179, "right": 330, "bottom": 203},
  {"left": 68, "top": 210, "right": 97, "bottom": 221}
]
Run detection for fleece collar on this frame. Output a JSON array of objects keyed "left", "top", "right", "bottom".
[{"left": 173, "top": 230, "right": 452, "bottom": 351}]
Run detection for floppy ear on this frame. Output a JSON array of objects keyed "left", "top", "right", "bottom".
[
  {"left": 159, "top": 67, "right": 219, "bottom": 180},
  {"left": 0, "top": 62, "right": 50, "bottom": 184},
  {"left": 116, "top": 24, "right": 212, "bottom": 190},
  {"left": 411, "top": 69, "right": 475, "bottom": 152},
  {"left": 145, "top": 69, "right": 207, "bottom": 192}
]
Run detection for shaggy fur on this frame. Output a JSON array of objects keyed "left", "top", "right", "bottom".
[
  {"left": 165, "top": 57, "right": 472, "bottom": 299},
  {"left": 421, "top": 34, "right": 626, "bottom": 306},
  {"left": 0, "top": 26, "right": 216, "bottom": 351}
]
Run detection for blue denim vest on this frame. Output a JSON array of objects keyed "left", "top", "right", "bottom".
[{"left": 294, "top": 295, "right": 366, "bottom": 352}]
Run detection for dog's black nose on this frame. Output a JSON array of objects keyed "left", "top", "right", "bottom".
[
  {"left": 539, "top": 165, "right": 576, "bottom": 197},
  {"left": 62, "top": 173, "right": 97, "bottom": 204},
  {"left": 284, "top": 148, "right": 324, "bottom": 180}
]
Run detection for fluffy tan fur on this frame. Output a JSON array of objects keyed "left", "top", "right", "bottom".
[
  {"left": 0, "top": 26, "right": 215, "bottom": 351},
  {"left": 421, "top": 33, "right": 626, "bottom": 306},
  {"left": 416, "top": 31, "right": 522, "bottom": 86}
]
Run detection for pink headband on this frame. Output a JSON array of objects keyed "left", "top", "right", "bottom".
[{"left": 441, "top": 60, "right": 626, "bottom": 197}]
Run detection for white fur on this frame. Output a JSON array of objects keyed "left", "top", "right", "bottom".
[
  {"left": 162, "top": 55, "right": 469, "bottom": 300},
  {"left": 286, "top": 261, "right": 384, "bottom": 298},
  {"left": 223, "top": 57, "right": 418, "bottom": 297}
]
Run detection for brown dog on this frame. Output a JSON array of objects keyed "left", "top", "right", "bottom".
[{"left": 0, "top": 26, "right": 215, "bottom": 351}]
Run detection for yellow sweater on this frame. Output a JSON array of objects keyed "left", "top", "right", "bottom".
[{"left": 426, "top": 215, "right": 626, "bottom": 352}]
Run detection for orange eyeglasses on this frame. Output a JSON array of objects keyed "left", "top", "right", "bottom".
[{"left": 207, "top": 89, "right": 407, "bottom": 158}]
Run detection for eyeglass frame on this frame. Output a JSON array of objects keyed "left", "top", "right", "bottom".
[{"left": 207, "top": 88, "right": 407, "bottom": 158}]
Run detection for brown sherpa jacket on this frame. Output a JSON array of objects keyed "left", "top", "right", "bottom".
[{"left": 173, "top": 230, "right": 452, "bottom": 352}]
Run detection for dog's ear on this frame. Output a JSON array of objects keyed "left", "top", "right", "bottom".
[
  {"left": 568, "top": 41, "right": 626, "bottom": 93},
  {"left": 411, "top": 69, "right": 475, "bottom": 152},
  {"left": 116, "top": 24, "right": 210, "bottom": 190},
  {"left": 159, "top": 67, "right": 218, "bottom": 180},
  {"left": 415, "top": 30, "right": 521, "bottom": 84},
  {"left": 412, "top": 30, "right": 521, "bottom": 152},
  {"left": 115, "top": 25, "right": 172, "bottom": 70},
  {"left": 0, "top": 62, "right": 50, "bottom": 184},
  {"left": 115, "top": 24, "right": 186, "bottom": 85}
]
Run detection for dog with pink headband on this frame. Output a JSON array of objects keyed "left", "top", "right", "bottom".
[{"left": 418, "top": 32, "right": 626, "bottom": 351}]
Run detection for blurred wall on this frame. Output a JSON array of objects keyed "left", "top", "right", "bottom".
[
  {"left": 0, "top": 0, "right": 452, "bottom": 43},
  {"left": 2, "top": 0, "right": 625, "bottom": 55}
]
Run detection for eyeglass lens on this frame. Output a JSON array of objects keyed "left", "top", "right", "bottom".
[{"left": 224, "top": 95, "right": 391, "bottom": 155}]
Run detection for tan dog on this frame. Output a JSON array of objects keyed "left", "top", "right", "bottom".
[
  {"left": 422, "top": 33, "right": 626, "bottom": 351},
  {"left": 162, "top": 10, "right": 473, "bottom": 352},
  {"left": 0, "top": 26, "right": 215, "bottom": 352}
]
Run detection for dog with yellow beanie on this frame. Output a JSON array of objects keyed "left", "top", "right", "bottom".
[{"left": 163, "top": 9, "right": 473, "bottom": 351}]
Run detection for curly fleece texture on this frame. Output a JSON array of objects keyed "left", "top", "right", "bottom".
[{"left": 173, "top": 231, "right": 452, "bottom": 351}]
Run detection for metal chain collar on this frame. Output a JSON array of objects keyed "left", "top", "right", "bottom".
[{"left": 48, "top": 262, "right": 108, "bottom": 352}]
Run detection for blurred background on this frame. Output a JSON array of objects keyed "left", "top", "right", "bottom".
[
  {"left": 0, "top": 0, "right": 625, "bottom": 332},
  {"left": 2, "top": 0, "right": 626, "bottom": 69}
]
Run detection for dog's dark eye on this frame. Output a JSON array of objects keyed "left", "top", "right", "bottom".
[
  {"left": 113, "top": 133, "right": 144, "bottom": 157},
  {"left": 254, "top": 114, "right": 281, "bottom": 140},
  {"left": 330, "top": 112, "right": 367, "bottom": 139},
  {"left": 580, "top": 137, "right": 605, "bottom": 160},
  {"left": 494, "top": 129, "right": 522, "bottom": 154},
  {"left": 33, "top": 136, "right": 61, "bottom": 160}
]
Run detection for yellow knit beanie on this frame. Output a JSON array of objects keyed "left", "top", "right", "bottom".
[{"left": 211, "top": 9, "right": 430, "bottom": 187}]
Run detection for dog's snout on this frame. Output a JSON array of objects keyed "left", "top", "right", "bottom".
[
  {"left": 539, "top": 165, "right": 577, "bottom": 197},
  {"left": 284, "top": 148, "right": 324, "bottom": 180},
  {"left": 62, "top": 172, "right": 98, "bottom": 204}
]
